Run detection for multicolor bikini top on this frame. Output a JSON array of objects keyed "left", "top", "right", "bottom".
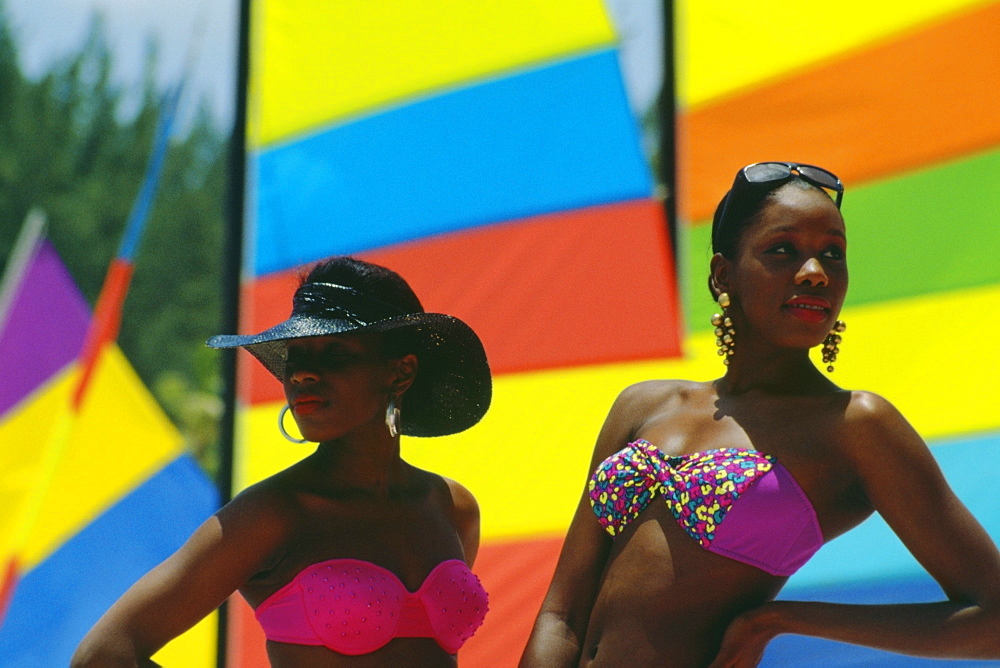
[
  {"left": 589, "top": 439, "right": 823, "bottom": 576},
  {"left": 254, "top": 558, "right": 488, "bottom": 655}
]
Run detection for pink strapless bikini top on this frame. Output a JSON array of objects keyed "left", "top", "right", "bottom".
[{"left": 254, "top": 558, "right": 489, "bottom": 655}]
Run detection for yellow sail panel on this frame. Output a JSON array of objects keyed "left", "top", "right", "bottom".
[
  {"left": 677, "top": 0, "right": 991, "bottom": 108},
  {"left": 249, "top": 0, "right": 616, "bottom": 147},
  {"left": 15, "top": 347, "right": 183, "bottom": 569}
]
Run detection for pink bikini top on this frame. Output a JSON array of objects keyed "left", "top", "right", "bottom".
[
  {"left": 589, "top": 440, "right": 823, "bottom": 576},
  {"left": 254, "top": 558, "right": 488, "bottom": 655}
]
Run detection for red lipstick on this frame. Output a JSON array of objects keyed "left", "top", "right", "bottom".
[
  {"left": 292, "top": 395, "right": 326, "bottom": 416},
  {"left": 784, "top": 296, "right": 831, "bottom": 323}
]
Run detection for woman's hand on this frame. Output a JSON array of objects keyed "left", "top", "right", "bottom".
[{"left": 708, "top": 604, "right": 778, "bottom": 668}]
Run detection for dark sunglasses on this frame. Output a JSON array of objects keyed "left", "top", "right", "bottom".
[{"left": 715, "top": 162, "right": 844, "bottom": 245}]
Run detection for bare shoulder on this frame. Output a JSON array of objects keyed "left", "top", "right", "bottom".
[
  {"left": 424, "top": 472, "right": 481, "bottom": 564},
  {"left": 401, "top": 465, "right": 479, "bottom": 523},
  {"left": 837, "top": 390, "right": 932, "bottom": 477},
  {"left": 617, "top": 378, "right": 706, "bottom": 403},
  {"left": 225, "top": 473, "right": 297, "bottom": 516},
  {"left": 610, "top": 378, "right": 707, "bottom": 420},
  {"left": 840, "top": 390, "right": 918, "bottom": 446},
  {"left": 215, "top": 475, "right": 301, "bottom": 551},
  {"left": 441, "top": 475, "right": 478, "bottom": 512},
  {"left": 591, "top": 379, "right": 707, "bottom": 462}
]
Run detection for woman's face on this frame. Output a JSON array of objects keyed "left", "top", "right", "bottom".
[
  {"left": 724, "top": 184, "right": 848, "bottom": 350},
  {"left": 282, "top": 333, "right": 396, "bottom": 442}
]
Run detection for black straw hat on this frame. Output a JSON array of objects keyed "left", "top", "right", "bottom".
[{"left": 207, "top": 282, "right": 492, "bottom": 437}]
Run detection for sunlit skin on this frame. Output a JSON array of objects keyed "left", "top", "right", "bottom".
[
  {"left": 71, "top": 331, "right": 481, "bottom": 668},
  {"left": 521, "top": 183, "right": 1000, "bottom": 667}
]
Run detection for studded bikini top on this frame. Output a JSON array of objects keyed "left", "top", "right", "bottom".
[{"left": 254, "top": 558, "right": 489, "bottom": 655}]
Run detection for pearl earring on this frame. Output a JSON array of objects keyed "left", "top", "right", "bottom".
[
  {"left": 822, "top": 320, "right": 846, "bottom": 372},
  {"left": 712, "top": 292, "right": 736, "bottom": 365}
]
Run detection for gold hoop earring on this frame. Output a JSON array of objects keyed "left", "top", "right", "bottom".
[
  {"left": 822, "top": 320, "right": 846, "bottom": 372},
  {"left": 278, "top": 404, "right": 309, "bottom": 443},
  {"left": 712, "top": 292, "right": 736, "bottom": 365},
  {"left": 385, "top": 395, "right": 401, "bottom": 438}
]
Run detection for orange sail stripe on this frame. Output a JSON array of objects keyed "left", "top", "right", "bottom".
[
  {"left": 71, "top": 259, "right": 134, "bottom": 409},
  {"left": 226, "top": 596, "right": 269, "bottom": 668},
  {"left": 679, "top": 2, "right": 1000, "bottom": 222},
  {"left": 244, "top": 199, "right": 681, "bottom": 405},
  {"left": 0, "top": 557, "right": 17, "bottom": 624}
]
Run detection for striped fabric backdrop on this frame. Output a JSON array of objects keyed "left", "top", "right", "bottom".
[
  {"left": 676, "top": 1, "right": 1000, "bottom": 664},
  {"left": 229, "top": 1, "right": 999, "bottom": 666}
]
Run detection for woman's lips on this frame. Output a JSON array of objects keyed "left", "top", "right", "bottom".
[
  {"left": 784, "top": 297, "right": 831, "bottom": 323},
  {"left": 293, "top": 398, "right": 325, "bottom": 416}
]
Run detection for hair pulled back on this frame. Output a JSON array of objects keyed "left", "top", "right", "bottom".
[{"left": 301, "top": 256, "right": 423, "bottom": 357}]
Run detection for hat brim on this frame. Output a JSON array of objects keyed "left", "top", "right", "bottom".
[{"left": 208, "top": 313, "right": 491, "bottom": 437}]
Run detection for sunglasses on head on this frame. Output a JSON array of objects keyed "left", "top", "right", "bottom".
[
  {"left": 715, "top": 162, "right": 844, "bottom": 244},
  {"left": 739, "top": 162, "right": 843, "bottom": 203}
]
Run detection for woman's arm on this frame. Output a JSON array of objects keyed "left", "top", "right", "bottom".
[
  {"left": 520, "top": 383, "right": 655, "bottom": 667},
  {"left": 70, "top": 485, "right": 291, "bottom": 667},
  {"left": 445, "top": 477, "right": 481, "bottom": 567},
  {"left": 711, "top": 392, "right": 1000, "bottom": 667},
  {"left": 518, "top": 481, "right": 613, "bottom": 667}
]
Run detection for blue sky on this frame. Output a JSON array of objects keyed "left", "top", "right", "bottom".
[{"left": 5, "top": 0, "right": 238, "bottom": 131}]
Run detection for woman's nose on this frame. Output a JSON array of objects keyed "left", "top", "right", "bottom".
[
  {"left": 287, "top": 365, "right": 319, "bottom": 384},
  {"left": 795, "top": 257, "right": 829, "bottom": 287}
]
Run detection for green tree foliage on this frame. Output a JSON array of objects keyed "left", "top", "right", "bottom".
[{"left": 0, "top": 2, "right": 230, "bottom": 477}]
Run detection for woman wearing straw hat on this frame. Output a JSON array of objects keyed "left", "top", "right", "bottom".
[
  {"left": 521, "top": 162, "right": 1000, "bottom": 666},
  {"left": 73, "top": 256, "right": 492, "bottom": 667}
]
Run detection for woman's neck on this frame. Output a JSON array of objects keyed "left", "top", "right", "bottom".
[
  {"left": 716, "top": 347, "right": 835, "bottom": 396},
  {"left": 308, "top": 427, "right": 408, "bottom": 495}
]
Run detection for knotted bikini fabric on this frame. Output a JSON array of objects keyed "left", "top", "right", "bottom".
[
  {"left": 589, "top": 439, "right": 774, "bottom": 544},
  {"left": 588, "top": 440, "right": 824, "bottom": 576}
]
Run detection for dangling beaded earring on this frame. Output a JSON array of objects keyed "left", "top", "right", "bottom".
[
  {"left": 712, "top": 292, "right": 736, "bottom": 365},
  {"left": 822, "top": 320, "right": 847, "bottom": 372},
  {"left": 278, "top": 404, "right": 309, "bottom": 444},
  {"left": 385, "top": 395, "right": 401, "bottom": 438}
]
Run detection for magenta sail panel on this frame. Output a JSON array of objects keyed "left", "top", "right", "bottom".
[{"left": 0, "top": 241, "right": 90, "bottom": 417}]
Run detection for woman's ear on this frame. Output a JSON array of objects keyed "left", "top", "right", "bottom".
[
  {"left": 709, "top": 253, "right": 731, "bottom": 300},
  {"left": 390, "top": 354, "right": 418, "bottom": 396}
]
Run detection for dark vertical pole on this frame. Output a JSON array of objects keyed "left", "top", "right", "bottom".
[
  {"left": 216, "top": 0, "right": 250, "bottom": 666},
  {"left": 659, "top": 0, "right": 677, "bottom": 260}
]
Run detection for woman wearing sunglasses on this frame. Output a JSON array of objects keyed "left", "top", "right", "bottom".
[
  {"left": 72, "top": 257, "right": 491, "bottom": 667},
  {"left": 521, "top": 163, "right": 1000, "bottom": 666}
]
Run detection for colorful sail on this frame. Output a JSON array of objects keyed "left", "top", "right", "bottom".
[
  {"left": 675, "top": 1, "right": 1000, "bottom": 664},
  {"left": 0, "top": 85, "right": 219, "bottom": 666},
  {"left": 0, "top": 236, "right": 220, "bottom": 666},
  {"left": 231, "top": 1, "right": 678, "bottom": 665}
]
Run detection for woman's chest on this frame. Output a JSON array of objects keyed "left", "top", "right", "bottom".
[{"left": 244, "top": 498, "right": 465, "bottom": 605}]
